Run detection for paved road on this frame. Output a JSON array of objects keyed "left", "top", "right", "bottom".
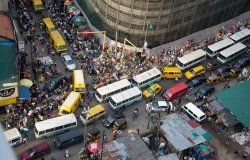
[{"left": 12, "top": 4, "right": 250, "bottom": 160}]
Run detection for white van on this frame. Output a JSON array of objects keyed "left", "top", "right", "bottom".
[
  {"left": 4, "top": 128, "right": 23, "bottom": 147},
  {"left": 181, "top": 102, "right": 206, "bottom": 122}
]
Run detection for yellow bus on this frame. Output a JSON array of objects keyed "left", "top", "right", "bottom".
[
  {"left": 42, "top": 17, "right": 56, "bottom": 34},
  {"left": 32, "top": 0, "right": 44, "bottom": 13},
  {"left": 0, "top": 86, "right": 18, "bottom": 107},
  {"left": 49, "top": 30, "right": 67, "bottom": 53},
  {"left": 59, "top": 91, "right": 81, "bottom": 116},
  {"left": 73, "top": 70, "right": 86, "bottom": 94},
  {"left": 79, "top": 105, "right": 106, "bottom": 125}
]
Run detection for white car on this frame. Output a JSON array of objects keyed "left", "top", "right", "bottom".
[
  {"left": 61, "top": 53, "right": 76, "bottom": 71},
  {"left": 146, "top": 101, "right": 173, "bottom": 112}
]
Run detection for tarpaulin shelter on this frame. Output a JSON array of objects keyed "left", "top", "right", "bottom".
[{"left": 78, "top": 29, "right": 93, "bottom": 39}]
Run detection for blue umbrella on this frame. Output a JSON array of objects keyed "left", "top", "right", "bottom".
[
  {"left": 71, "top": 15, "right": 86, "bottom": 27},
  {"left": 19, "top": 85, "right": 31, "bottom": 100}
]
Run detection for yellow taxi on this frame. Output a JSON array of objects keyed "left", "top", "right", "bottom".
[
  {"left": 143, "top": 83, "right": 162, "bottom": 99},
  {"left": 185, "top": 65, "right": 205, "bottom": 79}
]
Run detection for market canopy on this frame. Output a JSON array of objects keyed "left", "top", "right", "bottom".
[
  {"left": 67, "top": 4, "right": 80, "bottom": 15},
  {"left": 20, "top": 79, "right": 33, "bottom": 87},
  {"left": 215, "top": 80, "right": 250, "bottom": 127},
  {"left": 78, "top": 29, "right": 93, "bottom": 39},
  {"left": 71, "top": 15, "right": 85, "bottom": 27}
]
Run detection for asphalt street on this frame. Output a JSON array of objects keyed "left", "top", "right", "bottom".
[{"left": 12, "top": 5, "right": 250, "bottom": 160}]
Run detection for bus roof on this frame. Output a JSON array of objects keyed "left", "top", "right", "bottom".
[
  {"left": 162, "top": 66, "right": 181, "bottom": 73},
  {"left": 87, "top": 105, "right": 105, "bottom": 116},
  {"left": 97, "top": 79, "right": 131, "bottom": 95},
  {"left": 219, "top": 42, "right": 246, "bottom": 57},
  {"left": 177, "top": 49, "right": 206, "bottom": 64},
  {"left": 42, "top": 17, "right": 55, "bottom": 29},
  {"left": 32, "top": 0, "right": 43, "bottom": 5},
  {"left": 35, "top": 114, "right": 77, "bottom": 132},
  {"left": 207, "top": 38, "right": 234, "bottom": 52},
  {"left": 133, "top": 67, "right": 161, "bottom": 84},
  {"left": 230, "top": 28, "right": 250, "bottom": 42},
  {"left": 111, "top": 87, "right": 142, "bottom": 104},
  {"left": 50, "top": 31, "right": 65, "bottom": 45},
  {"left": 73, "top": 70, "right": 85, "bottom": 85},
  {"left": 62, "top": 91, "right": 81, "bottom": 108},
  {"left": 183, "top": 102, "right": 205, "bottom": 117},
  {"left": 168, "top": 82, "right": 188, "bottom": 94},
  {"left": 4, "top": 128, "right": 21, "bottom": 140}
]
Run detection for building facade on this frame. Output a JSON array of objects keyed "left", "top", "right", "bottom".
[{"left": 78, "top": 0, "right": 249, "bottom": 47}]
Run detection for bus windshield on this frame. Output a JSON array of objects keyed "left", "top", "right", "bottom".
[{"left": 165, "top": 90, "right": 172, "bottom": 97}]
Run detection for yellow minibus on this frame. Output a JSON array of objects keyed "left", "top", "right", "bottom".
[
  {"left": 59, "top": 91, "right": 81, "bottom": 116},
  {"left": 161, "top": 67, "right": 182, "bottom": 79},
  {"left": 42, "top": 17, "right": 56, "bottom": 34},
  {"left": 73, "top": 70, "right": 86, "bottom": 94},
  {"left": 49, "top": 30, "right": 67, "bottom": 53},
  {"left": 80, "top": 105, "right": 106, "bottom": 125},
  {"left": 32, "top": 0, "right": 44, "bottom": 13}
]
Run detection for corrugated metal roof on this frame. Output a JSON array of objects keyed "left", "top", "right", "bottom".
[
  {"left": 0, "top": 14, "right": 14, "bottom": 40},
  {"left": 160, "top": 113, "right": 208, "bottom": 151},
  {"left": 158, "top": 153, "right": 179, "bottom": 160},
  {"left": 102, "top": 134, "right": 155, "bottom": 160},
  {"left": 215, "top": 80, "right": 250, "bottom": 127}
]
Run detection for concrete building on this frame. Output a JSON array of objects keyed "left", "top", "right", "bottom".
[
  {"left": 77, "top": 0, "right": 249, "bottom": 47},
  {"left": 0, "top": 0, "right": 10, "bottom": 12}
]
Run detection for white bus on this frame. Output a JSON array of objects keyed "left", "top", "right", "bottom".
[
  {"left": 4, "top": 128, "right": 22, "bottom": 147},
  {"left": 176, "top": 49, "right": 206, "bottom": 70},
  {"left": 34, "top": 113, "right": 77, "bottom": 139},
  {"left": 109, "top": 87, "right": 142, "bottom": 110},
  {"left": 217, "top": 42, "right": 247, "bottom": 64},
  {"left": 230, "top": 28, "right": 250, "bottom": 43},
  {"left": 95, "top": 79, "right": 132, "bottom": 102},
  {"left": 182, "top": 102, "right": 206, "bottom": 122},
  {"left": 131, "top": 67, "right": 161, "bottom": 88},
  {"left": 206, "top": 38, "right": 235, "bottom": 58}
]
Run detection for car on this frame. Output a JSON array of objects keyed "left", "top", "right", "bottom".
[
  {"left": 195, "top": 85, "right": 215, "bottom": 102},
  {"left": 146, "top": 101, "right": 173, "bottom": 113},
  {"left": 186, "top": 76, "right": 207, "bottom": 88},
  {"left": 61, "top": 53, "right": 76, "bottom": 71},
  {"left": 21, "top": 142, "right": 51, "bottom": 160},
  {"left": 45, "top": 76, "right": 68, "bottom": 92},
  {"left": 103, "top": 112, "right": 125, "bottom": 128},
  {"left": 213, "top": 66, "right": 231, "bottom": 76},
  {"left": 233, "top": 57, "right": 250, "bottom": 69},
  {"left": 205, "top": 61, "right": 219, "bottom": 71},
  {"left": 184, "top": 65, "right": 205, "bottom": 79},
  {"left": 142, "top": 83, "right": 162, "bottom": 99}
]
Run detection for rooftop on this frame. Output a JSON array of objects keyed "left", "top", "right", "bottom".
[
  {"left": 0, "top": 14, "right": 14, "bottom": 40},
  {"left": 160, "top": 113, "right": 210, "bottom": 151},
  {"left": 102, "top": 133, "right": 155, "bottom": 160},
  {"left": 215, "top": 80, "right": 250, "bottom": 127}
]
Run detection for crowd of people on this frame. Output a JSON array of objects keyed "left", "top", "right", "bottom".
[{"left": 1, "top": 0, "right": 250, "bottom": 159}]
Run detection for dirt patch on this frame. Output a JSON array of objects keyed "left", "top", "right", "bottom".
[{"left": 203, "top": 124, "right": 249, "bottom": 160}]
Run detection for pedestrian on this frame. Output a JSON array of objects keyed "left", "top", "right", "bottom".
[
  {"left": 136, "top": 128, "right": 140, "bottom": 135},
  {"left": 233, "top": 149, "right": 239, "bottom": 154},
  {"left": 224, "top": 82, "right": 230, "bottom": 89},
  {"left": 23, "top": 137, "right": 27, "bottom": 143},
  {"left": 185, "top": 93, "right": 189, "bottom": 100},
  {"left": 237, "top": 74, "right": 242, "bottom": 82},
  {"left": 175, "top": 77, "right": 179, "bottom": 81},
  {"left": 242, "top": 153, "right": 247, "bottom": 159},
  {"left": 65, "top": 149, "right": 70, "bottom": 157},
  {"left": 178, "top": 98, "right": 182, "bottom": 105}
]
